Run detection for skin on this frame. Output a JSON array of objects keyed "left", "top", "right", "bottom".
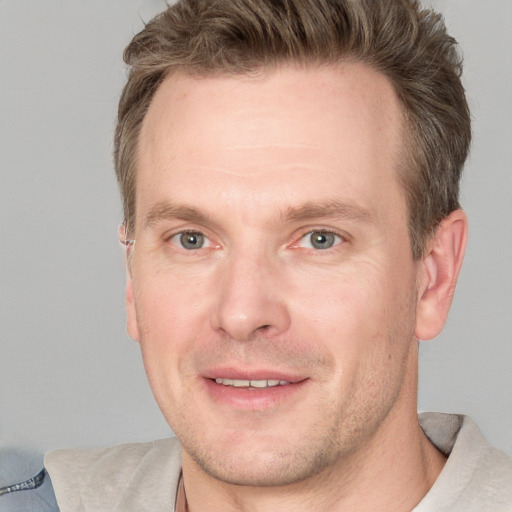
[{"left": 124, "top": 63, "right": 467, "bottom": 511}]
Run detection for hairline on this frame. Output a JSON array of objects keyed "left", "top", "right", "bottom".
[{"left": 129, "top": 59, "right": 421, "bottom": 253}]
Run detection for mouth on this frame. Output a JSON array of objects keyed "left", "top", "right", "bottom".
[
  {"left": 202, "top": 371, "right": 308, "bottom": 410},
  {"left": 212, "top": 378, "right": 291, "bottom": 389}
]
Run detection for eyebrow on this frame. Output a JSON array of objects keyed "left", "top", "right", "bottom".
[
  {"left": 281, "top": 200, "right": 374, "bottom": 224},
  {"left": 143, "top": 199, "right": 374, "bottom": 230},
  {"left": 144, "top": 202, "right": 210, "bottom": 229}
]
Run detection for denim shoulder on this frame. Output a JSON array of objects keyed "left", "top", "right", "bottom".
[{"left": 0, "top": 448, "right": 59, "bottom": 512}]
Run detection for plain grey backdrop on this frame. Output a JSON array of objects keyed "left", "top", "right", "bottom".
[{"left": 1, "top": 1, "right": 511, "bottom": 456}]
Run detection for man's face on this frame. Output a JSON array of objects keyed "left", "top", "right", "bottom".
[{"left": 127, "top": 63, "right": 422, "bottom": 485}]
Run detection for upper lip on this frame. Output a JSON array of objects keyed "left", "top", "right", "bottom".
[{"left": 201, "top": 367, "right": 307, "bottom": 383}]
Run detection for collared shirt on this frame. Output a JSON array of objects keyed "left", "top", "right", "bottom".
[{"left": 45, "top": 413, "right": 512, "bottom": 511}]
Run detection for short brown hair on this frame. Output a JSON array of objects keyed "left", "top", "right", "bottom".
[{"left": 114, "top": 0, "right": 471, "bottom": 259}]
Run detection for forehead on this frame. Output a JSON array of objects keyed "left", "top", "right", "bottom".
[{"left": 136, "top": 63, "right": 405, "bottom": 225}]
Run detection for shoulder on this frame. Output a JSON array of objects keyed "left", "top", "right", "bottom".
[
  {"left": 0, "top": 448, "right": 58, "bottom": 512},
  {"left": 417, "top": 413, "right": 512, "bottom": 511},
  {"left": 45, "top": 437, "right": 182, "bottom": 512}
]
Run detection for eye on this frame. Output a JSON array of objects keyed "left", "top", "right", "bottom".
[
  {"left": 297, "top": 231, "right": 343, "bottom": 250},
  {"left": 169, "top": 231, "right": 211, "bottom": 250}
]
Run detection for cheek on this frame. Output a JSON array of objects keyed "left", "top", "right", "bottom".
[
  {"left": 132, "top": 272, "right": 212, "bottom": 387},
  {"left": 289, "top": 262, "right": 392, "bottom": 335},
  {"left": 135, "top": 266, "right": 210, "bottom": 333},
  {"left": 288, "top": 259, "right": 416, "bottom": 371}
]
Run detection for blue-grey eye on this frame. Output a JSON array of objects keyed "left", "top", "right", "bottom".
[
  {"left": 298, "top": 231, "right": 341, "bottom": 250},
  {"left": 180, "top": 232, "right": 204, "bottom": 249},
  {"left": 169, "top": 231, "right": 210, "bottom": 250}
]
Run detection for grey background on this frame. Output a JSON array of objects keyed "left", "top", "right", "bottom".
[{"left": 1, "top": 1, "right": 511, "bottom": 456}]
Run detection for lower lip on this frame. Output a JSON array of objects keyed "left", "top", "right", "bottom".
[{"left": 202, "top": 378, "right": 308, "bottom": 410}]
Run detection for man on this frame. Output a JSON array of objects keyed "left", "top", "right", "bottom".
[{"left": 45, "top": 0, "right": 512, "bottom": 510}]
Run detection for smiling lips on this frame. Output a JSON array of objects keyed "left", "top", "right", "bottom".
[
  {"left": 204, "top": 373, "right": 308, "bottom": 409},
  {"left": 214, "top": 378, "right": 291, "bottom": 388}
]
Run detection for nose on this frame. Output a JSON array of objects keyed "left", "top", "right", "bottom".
[{"left": 210, "top": 250, "right": 291, "bottom": 342}]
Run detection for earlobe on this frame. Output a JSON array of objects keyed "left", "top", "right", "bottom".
[{"left": 415, "top": 210, "right": 468, "bottom": 341}]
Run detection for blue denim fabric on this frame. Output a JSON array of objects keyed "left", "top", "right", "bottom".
[{"left": 0, "top": 448, "right": 58, "bottom": 511}]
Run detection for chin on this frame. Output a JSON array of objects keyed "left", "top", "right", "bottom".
[{"left": 183, "top": 430, "right": 343, "bottom": 487}]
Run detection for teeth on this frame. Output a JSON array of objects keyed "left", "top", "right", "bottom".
[{"left": 214, "top": 378, "right": 290, "bottom": 388}]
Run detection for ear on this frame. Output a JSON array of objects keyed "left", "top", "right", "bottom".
[
  {"left": 415, "top": 210, "right": 468, "bottom": 341},
  {"left": 119, "top": 224, "right": 141, "bottom": 343}
]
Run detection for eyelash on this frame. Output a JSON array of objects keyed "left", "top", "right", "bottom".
[
  {"left": 167, "top": 230, "right": 216, "bottom": 251},
  {"left": 165, "top": 227, "right": 347, "bottom": 253},
  {"left": 293, "top": 230, "right": 345, "bottom": 251}
]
